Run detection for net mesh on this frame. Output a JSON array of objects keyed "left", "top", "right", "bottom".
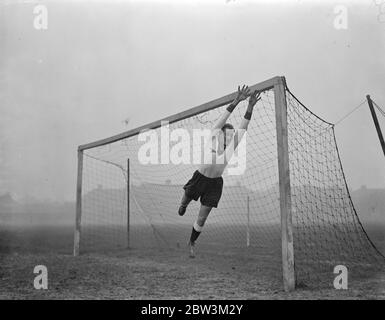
[
  {"left": 286, "top": 90, "right": 384, "bottom": 286},
  {"left": 79, "top": 85, "right": 384, "bottom": 287}
]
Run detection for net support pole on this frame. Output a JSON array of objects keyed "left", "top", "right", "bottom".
[
  {"left": 366, "top": 95, "right": 385, "bottom": 157},
  {"left": 274, "top": 77, "right": 295, "bottom": 291},
  {"left": 246, "top": 195, "right": 250, "bottom": 247},
  {"left": 127, "top": 158, "right": 130, "bottom": 248},
  {"left": 73, "top": 148, "right": 83, "bottom": 256}
]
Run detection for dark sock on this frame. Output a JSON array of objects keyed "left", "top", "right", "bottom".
[{"left": 189, "top": 227, "right": 201, "bottom": 244}]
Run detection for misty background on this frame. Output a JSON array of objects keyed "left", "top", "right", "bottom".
[{"left": 0, "top": 0, "right": 384, "bottom": 226}]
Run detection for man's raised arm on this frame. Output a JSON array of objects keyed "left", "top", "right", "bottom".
[{"left": 231, "top": 90, "right": 261, "bottom": 151}]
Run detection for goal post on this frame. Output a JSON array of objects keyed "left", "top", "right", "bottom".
[
  {"left": 274, "top": 77, "right": 295, "bottom": 291},
  {"left": 73, "top": 75, "right": 384, "bottom": 290},
  {"left": 73, "top": 148, "right": 83, "bottom": 257},
  {"left": 127, "top": 158, "right": 130, "bottom": 249}
]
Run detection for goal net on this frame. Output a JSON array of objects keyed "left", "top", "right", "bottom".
[{"left": 74, "top": 76, "right": 384, "bottom": 289}]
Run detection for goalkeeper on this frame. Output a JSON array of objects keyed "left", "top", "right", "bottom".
[{"left": 178, "top": 85, "right": 261, "bottom": 257}]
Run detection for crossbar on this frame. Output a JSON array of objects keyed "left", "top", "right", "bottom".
[{"left": 78, "top": 76, "right": 281, "bottom": 151}]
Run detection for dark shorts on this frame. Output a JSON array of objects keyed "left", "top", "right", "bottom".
[{"left": 183, "top": 170, "right": 223, "bottom": 208}]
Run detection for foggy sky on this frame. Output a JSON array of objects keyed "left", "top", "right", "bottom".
[{"left": 1, "top": 0, "right": 384, "bottom": 202}]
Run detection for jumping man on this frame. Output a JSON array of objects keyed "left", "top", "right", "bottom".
[{"left": 178, "top": 85, "right": 261, "bottom": 257}]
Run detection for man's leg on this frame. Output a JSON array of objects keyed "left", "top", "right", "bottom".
[
  {"left": 189, "top": 205, "right": 212, "bottom": 257},
  {"left": 178, "top": 193, "right": 192, "bottom": 216}
]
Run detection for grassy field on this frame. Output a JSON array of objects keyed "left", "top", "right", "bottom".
[{"left": 0, "top": 223, "right": 384, "bottom": 299}]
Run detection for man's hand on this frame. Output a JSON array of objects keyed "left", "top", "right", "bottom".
[
  {"left": 248, "top": 90, "right": 261, "bottom": 109},
  {"left": 234, "top": 85, "right": 250, "bottom": 103}
]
